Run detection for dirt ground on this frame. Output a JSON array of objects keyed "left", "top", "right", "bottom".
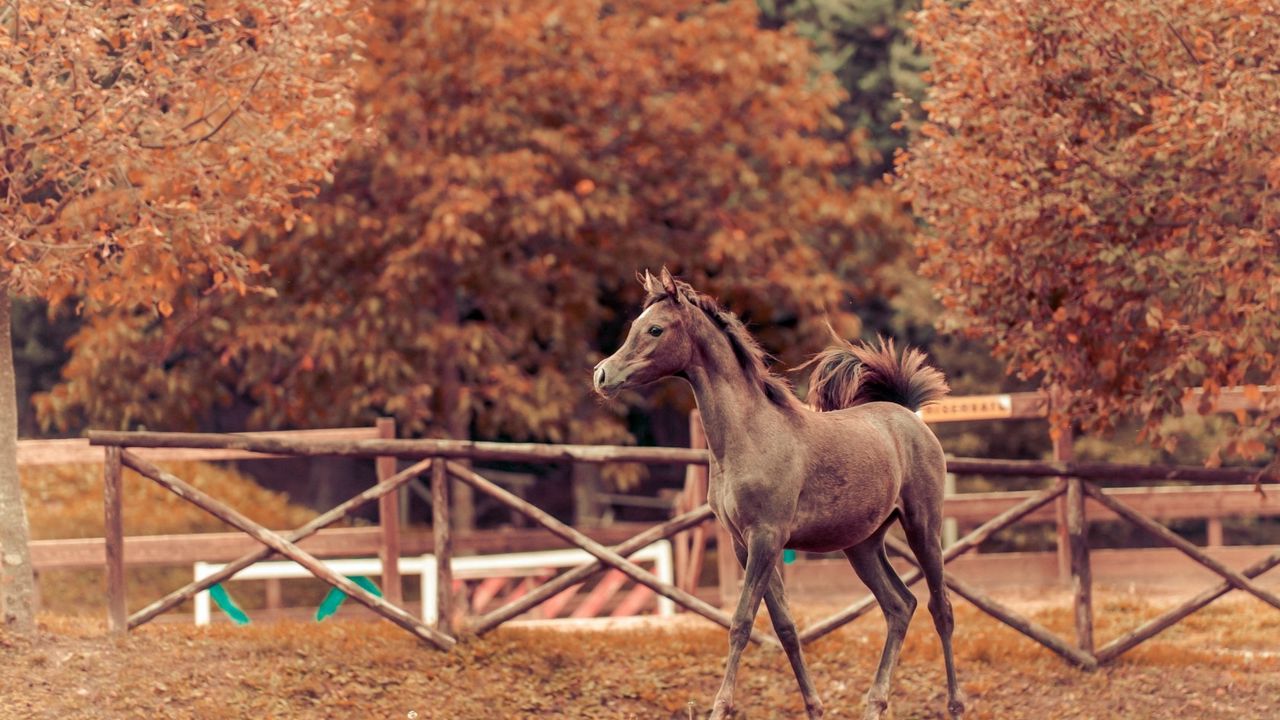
[{"left": 3, "top": 591, "right": 1278, "bottom": 719}]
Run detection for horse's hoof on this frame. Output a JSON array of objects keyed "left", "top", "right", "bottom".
[
  {"left": 948, "top": 697, "right": 966, "bottom": 717},
  {"left": 708, "top": 700, "right": 732, "bottom": 720},
  {"left": 806, "top": 702, "right": 825, "bottom": 720},
  {"left": 862, "top": 697, "right": 889, "bottom": 720}
]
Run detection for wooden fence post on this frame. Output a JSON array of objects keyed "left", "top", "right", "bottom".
[
  {"left": 681, "top": 411, "right": 709, "bottom": 594},
  {"left": 1062, "top": 424, "right": 1094, "bottom": 654},
  {"left": 1054, "top": 415, "right": 1072, "bottom": 582},
  {"left": 695, "top": 409, "right": 739, "bottom": 607},
  {"left": 376, "top": 418, "right": 402, "bottom": 607},
  {"left": 1206, "top": 517, "right": 1224, "bottom": 547},
  {"left": 103, "top": 445, "right": 126, "bottom": 633},
  {"left": 265, "top": 578, "right": 282, "bottom": 613},
  {"left": 432, "top": 458, "right": 453, "bottom": 636},
  {"left": 571, "top": 462, "right": 603, "bottom": 527},
  {"left": 716, "top": 519, "right": 740, "bottom": 608}
]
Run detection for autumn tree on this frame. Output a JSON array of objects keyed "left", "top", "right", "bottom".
[
  {"left": 897, "top": 0, "right": 1280, "bottom": 462},
  {"left": 39, "top": 0, "right": 914, "bottom": 477},
  {"left": 753, "top": 2, "right": 1008, "bottom": 382},
  {"left": 759, "top": 0, "right": 928, "bottom": 181},
  {"left": 0, "top": 1, "right": 355, "bottom": 631}
]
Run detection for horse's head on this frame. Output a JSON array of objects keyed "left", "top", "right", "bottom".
[{"left": 594, "top": 267, "right": 695, "bottom": 397}]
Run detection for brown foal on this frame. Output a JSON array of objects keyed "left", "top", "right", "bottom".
[{"left": 594, "top": 268, "right": 963, "bottom": 720}]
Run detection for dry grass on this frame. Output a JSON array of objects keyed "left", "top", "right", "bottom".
[{"left": 3, "top": 591, "right": 1277, "bottom": 719}]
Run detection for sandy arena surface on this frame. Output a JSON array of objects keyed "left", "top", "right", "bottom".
[{"left": 3, "top": 590, "right": 1278, "bottom": 719}]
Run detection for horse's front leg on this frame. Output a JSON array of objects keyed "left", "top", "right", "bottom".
[
  {"left": 710, "top": 529, "right": 783, "bottom": 720},
  {"left": 730, "top": 537, "right": 824, "bottom": 719}
]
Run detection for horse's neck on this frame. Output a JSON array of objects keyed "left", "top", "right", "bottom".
[{"left": 684, "top": 331, "right": 772, "bottom": 465}]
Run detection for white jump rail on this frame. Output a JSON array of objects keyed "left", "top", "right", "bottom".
[{"left": 194, "top": 541, "right": 674, "bottom": 625}]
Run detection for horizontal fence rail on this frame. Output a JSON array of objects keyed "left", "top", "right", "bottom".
[
  {"left": 88, "top": 431, "right": 711, "bottom": 465},
  {"left": 29, "top": 524, "right": 660, "bottom": 570},
  {"left": 87, "top": 430, "right": 1277, "bottom": 485},
  {"left": 36, "top": 485, "right": 1273, "bottom": 570},
  {"left": 21, "top": 427, "right": 382, "bottom": 465}
]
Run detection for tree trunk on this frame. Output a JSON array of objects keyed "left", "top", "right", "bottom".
[
  {"left": 436, "top": 275, "right": 474, "bottom": 532},
  {"left": 0, "top": 292, "right": 36, "bottom": 633}
]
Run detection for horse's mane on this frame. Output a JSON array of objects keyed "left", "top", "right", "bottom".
[{"left": 643, "top": 277, "right": 799, "bottom": 410}]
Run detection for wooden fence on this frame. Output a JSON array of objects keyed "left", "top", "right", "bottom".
[{"left": 83, "top": 422, "right": 1278, "bottom": 668}]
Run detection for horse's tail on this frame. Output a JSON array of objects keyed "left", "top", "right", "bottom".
[{"left": 804, "top": 333, "right": 949, "bottom": 413}]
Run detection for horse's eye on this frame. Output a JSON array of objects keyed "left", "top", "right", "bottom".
[{"left": 647, "top": 326, "right": 663, "bottom": 338}]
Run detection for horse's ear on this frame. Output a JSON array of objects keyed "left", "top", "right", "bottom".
[
  {"left": 659, "top": 266, "right": 680, "bottom": 302},
  {"left": 639, "top": 269, "right": 663, "bottom": 296}
]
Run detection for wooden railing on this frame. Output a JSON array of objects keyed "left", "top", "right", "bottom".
[
  {"left": 81, "top": 427, "right": 1278, "bottom": 668},
  {"left": 18, "top": 426, "right": 385, "bottom": 465},
  {"left": 83, "top": 431, "right": 767, "bottom": 646},
  {"left": 29, "top": 524, "right": 657, "bottom": 570},
  {"left": 21, "top": 385, "right": 1277, "bottom": 664}
]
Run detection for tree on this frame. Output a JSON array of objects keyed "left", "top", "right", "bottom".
[
  {"left": 38, "top": 0, "right": 915, "bottom": 471},
  {"left": 896, "top": 0, "right": 1280, "bottom": 462},
  {"left": 1, "top": 0, "right": 355, "bottom": 631},
  {"left": 758, "top": 0, "right": 928, "bottom": 181}
]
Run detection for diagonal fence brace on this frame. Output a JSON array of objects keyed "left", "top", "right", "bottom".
[
  {"left": 1095, "top": 546, "right": 1280, "bottom": 663},
  {"left": 884, "top": 535, "right": 1098, "bottom": 669},
  {"left": 1082, "top": 483, "right": 1280, "bottom": 611},
  {"left": 800, "top": 479, "right": 1068, "bottom": 644},
  {"left": 129, "top": 458, "right": 435, "bottom": 629},
  {"left": 473, "top": 504, "right": 716, "bottom": 635},
  {"left": 446, "top": 461, "right": 778, "bottom": 647},
  {"left": 121, "top": 451, "right": 455, "bottom": 650}
]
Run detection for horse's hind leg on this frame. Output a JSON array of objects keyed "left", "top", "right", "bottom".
[
  {"left": 731, "top": 539, "right": 824, "bottom": 719},
  {"left": 899, "top": 500, "right": 964, "bottom": 718},
  {"left": 845, "top": 517, "right": 916, "bottom": 720}
]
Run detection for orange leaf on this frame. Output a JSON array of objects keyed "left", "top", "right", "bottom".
[
  {"left": 1239, "top": 439, "right": 1266, "bottom": 457},
  {"left": 1243, "top": 384, "right": 1263, "bottom": 406}
]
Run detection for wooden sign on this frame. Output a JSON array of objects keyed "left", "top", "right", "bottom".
[{"left": 921, "top": 394, "right": 1016, "bottom": 423}]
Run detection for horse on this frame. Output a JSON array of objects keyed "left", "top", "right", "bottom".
[{"left": 593, "top": 268, "right": 963, "bottom": 720}]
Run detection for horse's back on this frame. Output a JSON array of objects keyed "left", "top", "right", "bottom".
[
  {"left": 817, "top": 402, "right": 945, "bottom": 470},
  {"left": 786, "top": 403, "right": 945, "bottom": 551},
  {"left": 828, "top": 402, "right": 949, "bottom": 528}
]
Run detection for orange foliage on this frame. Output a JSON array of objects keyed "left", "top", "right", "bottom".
[
  {"left": 39, "top": 0, "right": 914, "bottom": 451},
  {"left": 3, "top": 3, "right": 355, "bottom": 629},
  {"left": 0, "top": 0, "right": 357, "bottom": 309},
  {"left": 897, "top": 0, "right": 1280, "bottom": 460}
]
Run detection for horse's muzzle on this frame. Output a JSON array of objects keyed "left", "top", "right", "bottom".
[{"left": 593, "top": 361, "right": 626, "bottom": 397}]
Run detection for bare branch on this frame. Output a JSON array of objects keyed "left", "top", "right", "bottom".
[
  {"left": 139, "top": 64, "right": 270, "bottom": 150},
  {"left": 1164, "top": 20, "right": 1202, "bottom": 66}
]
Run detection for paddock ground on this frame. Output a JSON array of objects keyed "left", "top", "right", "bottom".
[{"left": 3, "top": 589, "right": 1277, "bottom": 719}]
